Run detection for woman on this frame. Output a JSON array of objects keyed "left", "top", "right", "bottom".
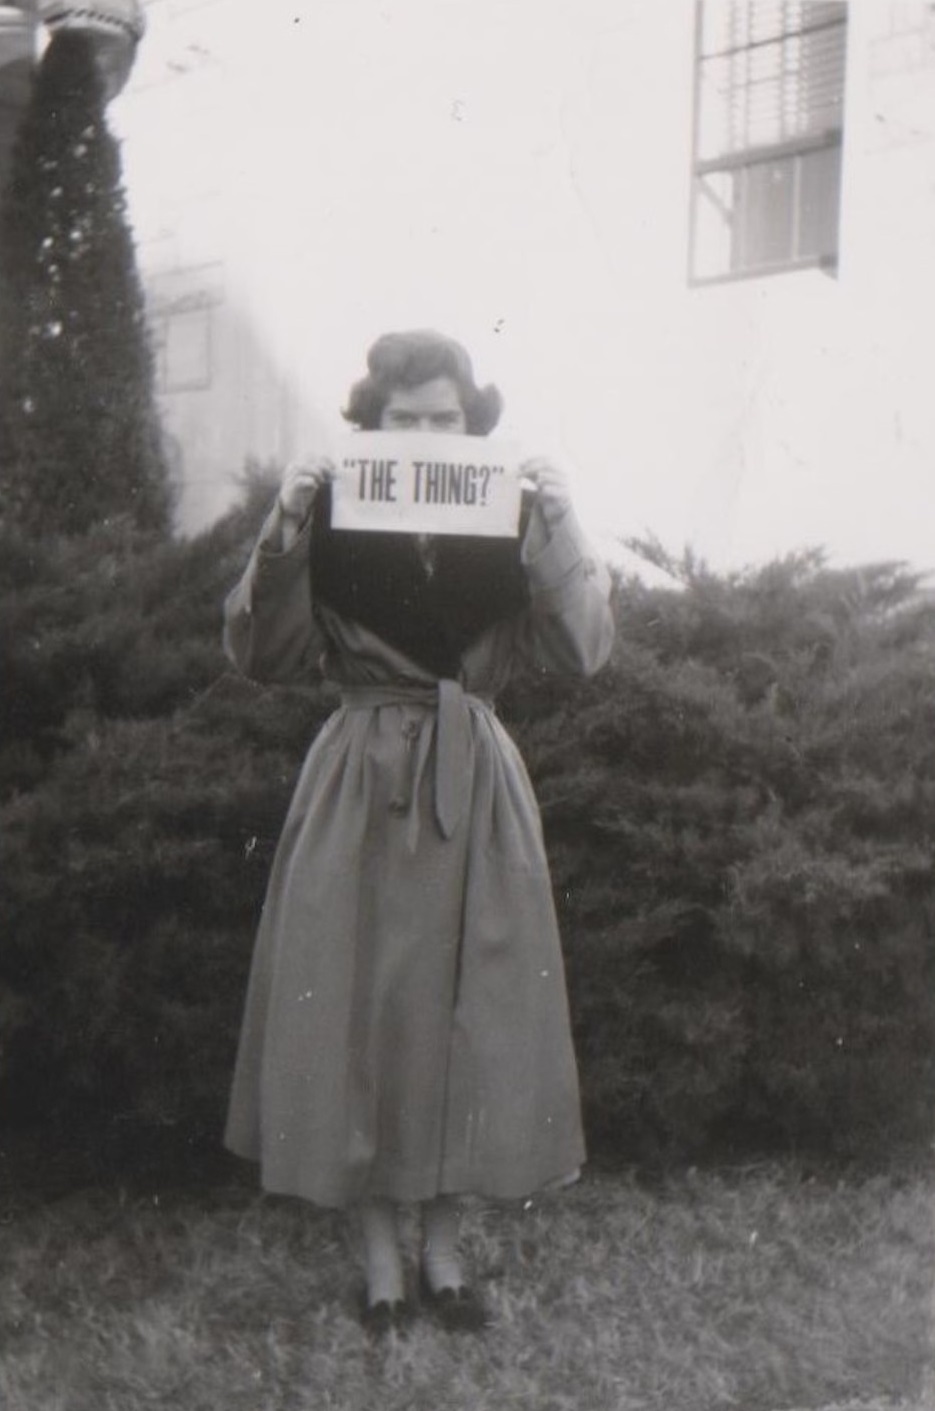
[{"left": 223, "top": 330, "right": 614, "bottom": 1333}]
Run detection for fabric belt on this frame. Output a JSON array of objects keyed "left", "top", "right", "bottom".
[{"left": 340, "top": 681, "right": 494, "bottom": 841}]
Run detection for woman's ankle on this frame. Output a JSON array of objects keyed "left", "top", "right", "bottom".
[
  {"left": 420, "top": 1195, "right": 465, "bottom": 1292},
  {"left": 357, "top": 1198, "right": 406, "bottom": 1306}
]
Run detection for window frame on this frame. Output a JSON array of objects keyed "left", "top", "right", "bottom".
[
  {"left": 688, "top": 0, "right": 848, "bottom": 287},
  {"left": 152, "top": 300, "right": 213, "bottom": 394}
]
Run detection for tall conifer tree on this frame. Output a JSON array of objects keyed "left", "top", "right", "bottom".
[{"left": 0, "top": 29, "right": 170, "bottom": 534}]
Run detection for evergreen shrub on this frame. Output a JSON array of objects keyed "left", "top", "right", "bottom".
[
  {"left": 0, "top": 30, "right": 170, "bottom": 534},
  {"left": 2, "top": 501, "right": 934, "bottom": 1166},
  {"left": 0, "top": 468, "right": 334, "bottom": 1141},
  {"left": 505, "top": 542, "right": 935, "bottom": 1162}
]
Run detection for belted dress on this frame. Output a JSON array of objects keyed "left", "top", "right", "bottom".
[{"left": 222, "top": 491, "right": 614, "bottom": 1209}]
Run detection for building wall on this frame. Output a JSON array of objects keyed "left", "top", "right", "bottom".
[
  {"left": 555, "top": 0, "right": 935, "bottom": 568},
  {"left": 715, "top": 0, "right": 935, "bottom": 570}
]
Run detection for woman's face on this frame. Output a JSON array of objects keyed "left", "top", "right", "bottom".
[{"left": 379, "top": 376, "right": 467, "bottom": 434}]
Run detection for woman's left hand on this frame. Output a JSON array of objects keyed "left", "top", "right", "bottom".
[{"left": 521, "top": 458, "right": 573, "bottom": 531}]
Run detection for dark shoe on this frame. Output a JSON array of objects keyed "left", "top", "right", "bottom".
[
  {"left": 358, "top": 1294, "right": 413, "bottom": 1337},
  {"left": 419, "top": 1269, "right": 489, "bottom": 1331}
]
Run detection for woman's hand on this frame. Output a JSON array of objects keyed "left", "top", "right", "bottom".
[
  {"left": 521, "top": 458, "right": 573, "bottom": 532},
  {"left": 278, "top": 456, "right": 335, "bottom": 524}
]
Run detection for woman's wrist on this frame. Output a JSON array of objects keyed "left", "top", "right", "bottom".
[{"left": 271, "top": 493, "right": 314, "bottom": 553}]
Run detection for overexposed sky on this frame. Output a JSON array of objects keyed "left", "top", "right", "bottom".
[{"left": 115, "top": 0, "right": 935, "bottom": 573}]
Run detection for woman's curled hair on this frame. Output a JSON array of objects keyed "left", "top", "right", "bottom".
[{"left": 342, "top": 329, "right": 503, "bottom": 435}]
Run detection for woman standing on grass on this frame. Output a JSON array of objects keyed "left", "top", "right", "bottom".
[{"left": 223, "top": 329, "right": 614, "bottom": 1333}]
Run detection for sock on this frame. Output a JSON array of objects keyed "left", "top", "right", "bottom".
[
  {"left": 358, "top": 1199, "right": 405, "bottom": 1307},
  {"left": 421, "top": 1195, "right": 465, "bottom": 1292}
]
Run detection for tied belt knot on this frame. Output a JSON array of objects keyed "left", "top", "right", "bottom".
[{"left": 339, "top": 680, "right": 494, "bottom": 841}]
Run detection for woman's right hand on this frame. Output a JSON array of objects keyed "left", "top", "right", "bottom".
[{"left": 278, "top": 456, "right": 335, "bottom": 524}]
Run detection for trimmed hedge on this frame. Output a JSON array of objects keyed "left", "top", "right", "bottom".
[
  {"left": 2, "top": 496, "right": 934, "bottom": 1166},
  {"left": 516, "top": 544, "right": 935, "bottom": 1160}
]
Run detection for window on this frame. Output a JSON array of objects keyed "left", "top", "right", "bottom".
[
  {"left": 689, "top": 1, "right": 848, "bottom": 284},
  {"left": 154, "top": 304, "right": 212, "bottom": 392},
  {"left": 147, "top": 263, "right": 222, "bottom": 392}
]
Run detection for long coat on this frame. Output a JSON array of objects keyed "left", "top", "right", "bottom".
[{"left": 223, "top": 494, "right": 614, "bottom": 1209}]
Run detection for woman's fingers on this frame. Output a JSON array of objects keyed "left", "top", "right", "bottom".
[
  {"left": 520, "top": 458, "right": 572, "bottom": 526},
  {"left": 278, "top": 457, "right": 335, "bottom": 520}
]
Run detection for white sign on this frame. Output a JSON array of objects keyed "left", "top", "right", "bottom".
[{"left": 330, "top": 432, "right": 523, "bottom": 537}]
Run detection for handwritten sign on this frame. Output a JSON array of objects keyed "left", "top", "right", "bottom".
[{"left": 330, "top": 432, "right": 523, "bottom": 537}]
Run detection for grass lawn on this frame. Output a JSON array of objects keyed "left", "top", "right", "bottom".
[{"left": 0, "top": 1157, "right": 931, "bottom": 1411}]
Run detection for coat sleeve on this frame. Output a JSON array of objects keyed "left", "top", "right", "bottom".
[
  {"left": 222, "top": 503, "right": 322, "bottom": 684},
  {"left": 517, "top": 503, "right": 615, "bottom": 676}
]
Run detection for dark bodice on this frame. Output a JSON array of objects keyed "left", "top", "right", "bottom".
[{"left": 309, "top": 485, "right": 533, "bottom": 677}]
